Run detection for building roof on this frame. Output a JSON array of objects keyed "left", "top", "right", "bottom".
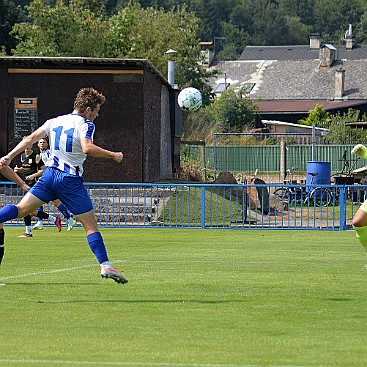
[
  {"left": 208, "top": 54, "right": 367, "bottom": 121},
  {"left": 239, "top": 44, "right": 367, "bottom": 61},
  {"left": 209, "top": 59, "right": 367, "bottom": 101},
  {"left": 0, "top": 56, "right": 170, "bottom": 87}
]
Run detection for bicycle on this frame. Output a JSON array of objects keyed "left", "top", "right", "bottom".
[{"left": 273, "top": 168, "right": 333, "bottom": 207}]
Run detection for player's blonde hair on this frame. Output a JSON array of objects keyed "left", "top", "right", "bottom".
[{"left": 73, "top": 87, "right": 106, "bottom": 112}]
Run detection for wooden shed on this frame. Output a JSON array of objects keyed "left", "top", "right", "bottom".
[{"left": 0, "top": 56, "right": 181, "bottom": 182}]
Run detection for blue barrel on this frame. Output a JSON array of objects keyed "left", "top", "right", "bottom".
[{"left": 306, "top": 161, "right": 331, "bottom": 186}]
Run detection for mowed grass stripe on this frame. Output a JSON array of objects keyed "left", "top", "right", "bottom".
[
  {"left": 0, "top": 358, "right": 292, "bottom": 366},
  {"left": 0, "top": 227, "right": 365, "bottom": 367}
]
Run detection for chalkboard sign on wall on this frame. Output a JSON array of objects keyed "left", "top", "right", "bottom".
[{"left": 14, "top": 98, "right": 38, "bottom": 139}]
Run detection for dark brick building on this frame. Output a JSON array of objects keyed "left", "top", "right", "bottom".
[{"left": 0, "top": 57, "right": 181, "bottom": 182}]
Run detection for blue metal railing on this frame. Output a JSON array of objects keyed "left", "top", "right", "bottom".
[{"left": 0, "top": 181, "right": 364, "bottom": 230}]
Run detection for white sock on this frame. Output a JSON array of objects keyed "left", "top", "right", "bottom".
[
  {"left": 101, "top": 261, "right": 112, "bottom": 268},
  {"left": 26, "top": 226, "right": 32, "bottom": 235}
]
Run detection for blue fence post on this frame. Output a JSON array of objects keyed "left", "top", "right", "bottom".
[
  {"left": 213, "top": 134, "right": 217, "bottom": 180},
  {"left": 0, "top": 180, "right": 353, "bottom": 230},
  {"left": 201, "top": 186, "right": 206, "bottom": 229},
  {"left": 339, "top": 187, "right": 346, "bottom": 231}
]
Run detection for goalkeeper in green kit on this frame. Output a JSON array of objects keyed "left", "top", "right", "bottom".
[{"left": 351, "top": 144, "right": 367, "bottom": 260}]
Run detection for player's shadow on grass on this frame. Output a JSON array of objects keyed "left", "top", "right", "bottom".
[{"left": 324, "top": 297, "right": 355, "bottom": 302}]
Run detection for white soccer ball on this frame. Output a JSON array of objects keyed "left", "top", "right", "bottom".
[{"left": 177, "top": 87, "right": 202, "bottom": 112}]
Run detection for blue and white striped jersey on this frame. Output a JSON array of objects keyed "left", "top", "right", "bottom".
[
  {"left": 40, "top": 113, "right": 95, "bottom": 176},
  {"left": 40, "top": 149, "right": 52, "bottom": 166}
]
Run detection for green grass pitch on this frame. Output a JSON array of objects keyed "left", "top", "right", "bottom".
[{"left": 0, "top": 227, "right": 366, "bottom": 367}]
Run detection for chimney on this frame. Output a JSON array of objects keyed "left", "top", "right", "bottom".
[
  {"left": 335, "top": 69, "right": 345, "bottom": 99},
  {"left": 319, "top": 44, "right": 336, "bottom": 68},
  {"left": 345, "top": 24, "right": 355, "bottom": 50},
  {"left": 309, "top": 34, "right": 322, "bottom": 49},
  {"left": 199, "top": 41, "right": 215, "bottom": 66}
]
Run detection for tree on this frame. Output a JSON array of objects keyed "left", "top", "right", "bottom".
[
  {"left": 106, "top": 1, "right": 201, "bottom": 73},
  {"left": 183, "top": 87, "right": 259, "bottom": 144},
  {"left": 298, "top": 104, "right": 331, "bottom": 128},
  {"left": 215, "top": 21, "right": 250, "bottom": 61},
  {"left": 0, "top": 0, "right": 23, "bottom": 54},
  {"left": 105, "top": 1, "right": 215, "bottom": 103},
  {"left": 188, "top": 0, "right": 236, "bottom": 43},
  {"left": 245, "top": 0, "right": 289, "bottom": 45},
  {"left": 11, "top": 0, "right": 214, "bottom": 103},
  {"left": 355, "top": 8, "right": 367, "bottom": 44},
  {"left": 11, "top": 0, "right": 108, "bottom": 56},
  {"left": 284, "top": 16, "right": 311, "bottom": 45},
  {"left": 278, "top": 0, "right": 316, "bottom": 26},
  {"left": 325, "top": 109, "right": 366, "bottom": 144},
  {"left": 314, "top": 0, "right": 363, "bottom": 43},
  {"left": 206, "top": 88, "right": 258, "bottom": 132}
]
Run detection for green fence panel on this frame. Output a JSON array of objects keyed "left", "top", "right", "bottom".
[
  {"left": 193, "top": 145, "right": 367, "bottom": 174},
  {"left": 212, "top": 146, "right": 280, "bottom": 172}
]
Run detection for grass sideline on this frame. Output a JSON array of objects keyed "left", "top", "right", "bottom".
[{"left": 0, "top": 227, "right": 366, "bottom": 367}]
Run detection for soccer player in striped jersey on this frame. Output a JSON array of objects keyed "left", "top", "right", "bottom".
[
  {"left": 32, "top": 137, "right": 76, "bottom": 231},
  {"left": 14, "top": 141, "right": 62, "bottom": 237},
  {"left": 0, "top": 87, "right": 127, "bottom": 284}
]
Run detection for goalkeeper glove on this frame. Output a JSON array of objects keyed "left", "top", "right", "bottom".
[{"left": 351, "top": 144, "right": 367, "bottom": 159}]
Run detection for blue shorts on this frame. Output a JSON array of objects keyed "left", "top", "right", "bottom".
[{"left": 30, "top": 167, "right": 93, "bottom": 215}]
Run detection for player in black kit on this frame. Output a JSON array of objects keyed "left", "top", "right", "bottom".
[{"left": 14, "top": 142, "right": 61, "bottom": 237}]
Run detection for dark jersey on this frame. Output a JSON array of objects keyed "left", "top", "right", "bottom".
[{"left": 20, "top": 151, "right": 44, "bottom": 185}]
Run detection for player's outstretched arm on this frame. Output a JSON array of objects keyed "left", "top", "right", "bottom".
[
  {"left": 81, "top": 138, "right": 123, "bottom": 163},
  {"left": 351, "top": 144, "right": 367, "bottom": 159},
  {"left": 0, "top": 128, "right": 47, "bottom": 168},
  {"left": 0, "top": 165, "right": 30, "bottom": 191}
]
